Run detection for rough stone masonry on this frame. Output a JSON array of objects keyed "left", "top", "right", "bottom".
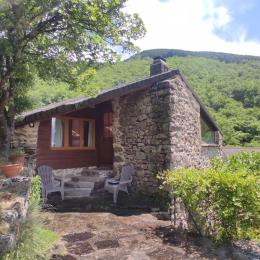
[{"left": 112, "top": 72, "right": 222, "bottom": 191}]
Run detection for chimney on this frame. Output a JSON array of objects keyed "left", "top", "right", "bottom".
[{"left": 150, "top": 56, "right": 169, "bottom": 76}]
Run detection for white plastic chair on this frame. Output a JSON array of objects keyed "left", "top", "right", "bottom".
[
  {"left": 37, "top": 165, "right": 64, "bottom": 201},
  {"left": 104, "top": 163, "right": 134, "bottom": 203}
]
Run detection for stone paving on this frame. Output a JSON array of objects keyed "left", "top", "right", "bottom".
[
  {"left": 44, "top": 210, "right": 245, "bottom": 260},
  {"left": 43, "top": 194, "right": 259, "bottom": 260}
]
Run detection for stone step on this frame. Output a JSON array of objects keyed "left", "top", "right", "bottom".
[
  {"left": 67, "top": 178, "right": 106, "bottom": 190},
  {"left": 64, "top": 181, "right": 95, "bottom": 189},
  {"left": 71, "top": 176, "right": 101, "bottom": 182},
  {"left": 64, "top": 188, "right": 92, "bottom": 198},
  {"left": 81, "top": 170, "right": 113, "bottom": 178}
]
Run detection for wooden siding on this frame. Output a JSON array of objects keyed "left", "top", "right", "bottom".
[{"left": 36, "top": 102, "right": 113, "bottom": 169}]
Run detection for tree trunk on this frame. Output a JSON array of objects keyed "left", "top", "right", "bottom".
[
  {"left": 0, "top": 107, "right": 11, "bottom": 159},
  {"left": 0, "top": 87, "right": 14, "bottom": 159}
]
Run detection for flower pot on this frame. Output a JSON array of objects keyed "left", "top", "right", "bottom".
[
  {"left": 0, "top": 164, "right": 23, "bottom": 178},
  {"left": 9, "top": 155, "right": 25, "bottom": 165}
]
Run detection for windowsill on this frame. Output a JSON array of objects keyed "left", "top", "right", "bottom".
[
  {"left": 51, "top": 147, "right": 96, "bottom": 151},
  {"left": 201, "top": 143, "right": 219, "bottom": 147}
]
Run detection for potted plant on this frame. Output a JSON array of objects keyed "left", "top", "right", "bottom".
[
  {"left": 0, "top": 158, "right": 23, "bottom": 178},
  {"left": 9, "top": 147, "right": 25, "bottom": 165}
]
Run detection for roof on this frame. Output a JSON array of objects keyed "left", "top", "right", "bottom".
[{"left": 16, "top": 69, "right": 221, "bottom": 132}]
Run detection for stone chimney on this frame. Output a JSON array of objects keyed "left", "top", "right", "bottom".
[{"left": 150, "top": 56, "right": 169, "bottom": 76}]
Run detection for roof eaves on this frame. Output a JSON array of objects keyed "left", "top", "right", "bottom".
[{"left": 16, "top": 69, "right": 179, "bottom": 126}]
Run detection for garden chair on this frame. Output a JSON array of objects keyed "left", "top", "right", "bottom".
[
  {"left": 37, "top": 165, "right": 64, "bottom": 201},
  {"left": 104, "top": 163, "right": 134, "bottom": 203}
]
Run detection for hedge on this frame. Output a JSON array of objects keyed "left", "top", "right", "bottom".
[{"left": 160, "top": 152, "right": 260, "bottom": 242}]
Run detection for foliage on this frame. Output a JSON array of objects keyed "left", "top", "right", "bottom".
[
  {"left": 212, "top": 151, "right": 260, "bottom": 174},
  {"left": 2, "top": 176, "right": 58, "bottom": 259},
  {"left": 0, "top": 0, "right": 145, "bottom": 107},
  {"left": 9, "top": 147, "right": 25, "bottom": 157},
  {"left": 31, "top": 175, "right": 42, "bottom": 206},
  {"left": 133, "top": 48, "right": 260, "bottom": 63},
  {"left": 159, "top": 152, "right": 260, "bottom": 243},
  {"left": 0, "top": 0, "right": 146, "bottom": 157},
  {"left": 0, "top": 157, "right": 9, "bottom": 165},
  {"left": 90, "top": 55, "right": 260, "bottom": 146}
]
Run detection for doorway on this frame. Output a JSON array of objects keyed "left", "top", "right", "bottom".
[{"left": 98, "top": 111, "right": 113, "bottom": 166}]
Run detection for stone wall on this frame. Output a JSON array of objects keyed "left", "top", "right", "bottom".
[
  {"left": 167, "top": 76, "right": 222, "bottom": 168},
  {"left": 112, "top": 80, "right": 173, "bottom": 190},
  {"left": 0, "top": 176, "right": 31, "bottom": 255},
  {"left": 112, "top": 75, "right": 222, "bottom": 190},
  {"left": 168, "top": 76, "right": 203, "bottom": 168},
  {"left": 12, "top": 122, "right": 39, "bottom": 152}
]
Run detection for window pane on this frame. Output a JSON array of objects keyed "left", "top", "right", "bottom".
[
  {"left": 51, "top": 118, "right": 64, "bottom": 147},
  {"left": 83, "top": 120, "right": 94, "bottom": 147},
  {"left": 69, "top": 119, "right": 80, "bottom": 147},
  {"left": 201, "top": 118, "right": 215, "bottom": 144}
]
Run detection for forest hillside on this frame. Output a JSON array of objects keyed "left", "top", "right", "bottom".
[{"left": 28, "top": 49, "right": 260, "bottom": 146}]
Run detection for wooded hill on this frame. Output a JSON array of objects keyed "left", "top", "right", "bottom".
[{"left": 28, "top": 49, "right": 260, "bottom": 146}]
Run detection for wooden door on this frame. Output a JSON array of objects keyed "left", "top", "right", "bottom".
[{"left": 99, "top": 111, "right": 113, "bottom": 166}]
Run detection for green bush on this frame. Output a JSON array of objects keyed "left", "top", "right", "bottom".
[
  {"left": 212, "top": 151, "right": 260, "bottom": 174},
  {"left": 160, "top": 152, "right": 260, "bottom": 243},
  {"left": 3, "top": 176, "right": 58, "bottom": 260}
]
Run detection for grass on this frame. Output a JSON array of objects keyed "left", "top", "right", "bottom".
[
  {"left": 1, "top": 176, "right": 59, "bottom": 260},
  {"left": 2, "top": 202, "right": 58, "bottom": 260}
]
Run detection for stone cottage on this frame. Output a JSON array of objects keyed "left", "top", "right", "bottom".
[{"left": 14, "top": 57, "right": 222, "bottom": 193}]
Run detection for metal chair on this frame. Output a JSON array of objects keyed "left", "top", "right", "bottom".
[
  {"left": 37, "top": 165, "right": 64, "bottom": 201},
  {"left": 104, "top": 163, "right": 134, "bottom": 203}
]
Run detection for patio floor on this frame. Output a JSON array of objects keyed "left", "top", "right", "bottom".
[
  {"left": 44, "top": 211, "right": 215, "bottom": 260},
  {"left": 42, "top": 208, "right": 259, "bottom": 260}
]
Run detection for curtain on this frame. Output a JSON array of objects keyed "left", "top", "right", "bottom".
[
  {"left": 88, "top": 121, "right": 93, "bottom": 147},
  {"left": 52, "top": 118, "right": 64, "bottom": 147}
]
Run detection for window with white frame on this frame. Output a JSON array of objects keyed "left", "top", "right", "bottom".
[{"left": 51, "top": 117, "right": 95, "bottom": 149}]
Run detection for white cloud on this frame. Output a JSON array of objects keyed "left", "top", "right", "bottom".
[
  {"left": 124, "top": 0, "right": 260, "bottom": 56},
  {"left": 206, "top": 5, "right": 231, "bottom": 28}
]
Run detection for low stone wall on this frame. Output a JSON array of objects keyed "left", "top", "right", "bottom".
[
  {"left": 0, "top": 176, "right": 31, "bottom": 255},
  {"left": 53, "top": 167, "right": 88, "bottom": 179},
  {"left": 53, "top": 166, "right": 113, "bottom": 179},
  {"left": 170, "top": 197, "right": 194, "bottom": 231},
  {"left": 12, "top": 122, "right": 39, "bottom": 152},
  {"left": 201, "top": 145, "right": 222, "bottom": 160}
]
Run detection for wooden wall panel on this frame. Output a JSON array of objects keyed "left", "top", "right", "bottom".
[
  {"left": 36, "top": 102, "right": 113, "bottom": 169},
  {"left": 36, "top": 119, "right": 98, "bottom": 169}
]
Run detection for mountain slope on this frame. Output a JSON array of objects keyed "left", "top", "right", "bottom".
[
  {"left": 28, "top": 49, "right": 260, "bottom": 146},
  {"left": 131, "top": 48, "right": 260, "bottom": 63}
]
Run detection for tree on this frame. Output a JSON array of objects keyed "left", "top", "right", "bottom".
[{"left": 0, "top": 0, "right": 145, "bottom": 157}]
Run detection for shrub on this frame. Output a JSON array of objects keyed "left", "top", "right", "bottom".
[
  {"left": 212, "top": 151, "right": 260, "bottom": 174},
  {"left": 3, "top": 176, "right": 58, "bottom": 260},
  {"left": 9, "top": 147, "right": 25, "bottom": 157},
  {"left": 160, "top": 152, "right": 260, "bottom": 243}
]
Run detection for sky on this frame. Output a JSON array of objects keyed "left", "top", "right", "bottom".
[{"left": 125, "top": 0, "right": 260, "bottom": 56}]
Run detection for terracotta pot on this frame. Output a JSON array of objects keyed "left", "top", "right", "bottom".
[
  {"left": 9, "top": 155, "right": 25, "bottom": 165},
  {"left": 0, "top": 164, "right": 23, "bottom": 178}
]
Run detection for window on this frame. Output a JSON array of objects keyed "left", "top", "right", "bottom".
[
  {"left": 51, "top": 117, "right": 95, "bottom": 149},
  {"left": 201, "top": 118, "right": 215, "bottom": 144},
  {"left": 103, "top": 112, "right": 113, "bottom": 138}
]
